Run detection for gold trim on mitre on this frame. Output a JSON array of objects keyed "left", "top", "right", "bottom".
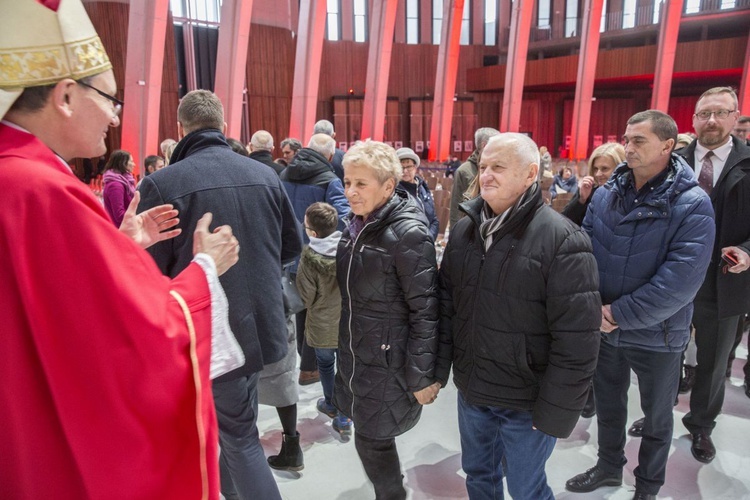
[
  {"left": 0, "top": 0, "right": 112, "bottom": 90},
  {"left": 0, "top": 36, "right": 110, "bottom": 88}
]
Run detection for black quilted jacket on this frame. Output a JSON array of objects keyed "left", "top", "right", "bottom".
[
  {"left": 436, "top": 187, "right": 601, "bottom": 438},
  {"left": 333, "top": 189, "right": 439, "bottom": 439}
]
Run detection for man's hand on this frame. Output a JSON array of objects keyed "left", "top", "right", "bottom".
[
  {"left": 120, "top": 191, "right": 181, "bottom": 249},
  {"left": 578, "top": 176, "right": 595, "bottom": 204},
  {"left": 193, "top": 213, "right": 240, "bottom": 276},
  {"left": 413, "top": 382, "right": 441, "bottom": 405},
  {"left": 601, "top": 304, "right": 618, "bottom": 333},
  {"left": 722, "top": 246, "right": 750, "bottom": 273}
]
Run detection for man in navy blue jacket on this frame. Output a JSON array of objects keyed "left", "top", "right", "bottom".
[
  {"left": 138, "top": 90, "right": 302, "bottom": 500},
  {"left": 566, "top": 110, "right": 715, "bottom": 500}
]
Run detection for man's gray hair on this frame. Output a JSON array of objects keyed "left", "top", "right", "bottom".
[
  {"left": 250, "top": 130, "right": 274, "bottom": 151},
  {"left": 487, "top": 133, "right": 541, "bottom": 168},
  {"left": 313, "top": 119, "right": 335, "bottom": 137},
  {"left": 308, "top": 133, "right": 336, "bottom": 158},
  {"left": 280, "top": 137, "right": 302, "bottom": 152},
  {"left": 178, "top": 90, "right": 224, "bottom": 134},
  {"left": 475, "top": 127, "right": 500, "bottom": 150}
]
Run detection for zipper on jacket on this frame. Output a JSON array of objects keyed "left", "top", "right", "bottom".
[
  {"left": 663, "top": 321, "right": 670, "bottom": 348},
  {"left": 498, "top": 244, "right": 516, "bottom": 287},
  {"left": 467, "top": 253, "right": 486, "bottom": 390},
  {"left": 345, "top": 221, "right": 377, "bottom": 420}
]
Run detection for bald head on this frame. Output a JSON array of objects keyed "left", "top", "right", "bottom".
[{"left": 308, "top": 133, "right": 336, "bottom": 160}]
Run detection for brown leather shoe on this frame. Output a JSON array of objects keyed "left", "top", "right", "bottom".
[
  {"left": 690, "top": 431, "right": 716, "bottom": 463},
  {"left": 298, "top": 370, "right": 320, "bottom": 386}
]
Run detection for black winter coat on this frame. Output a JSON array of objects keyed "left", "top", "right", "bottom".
[
  {"left": 436, "top": 187, "right": 601, "bottom": 438},
  {"left": 138, "top": 128, "right": 302, "bottom": 381},
  {"left": 249, "top": 149, "right": 283, "bottom": 176},
  {"left": 677, "top": 137, "right": 750, "bottom": 318},
  {"left": 333, "top": 189, "right": 439, "bottom": 439}
]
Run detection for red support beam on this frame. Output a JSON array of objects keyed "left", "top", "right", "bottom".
[
  {"left": 121, "top": 0, "right": 170, "bottom": 176},
  {"left": 289, "top": 0, "right": 327, "bottom": 143},
  {"left": 214, "top": 0, "right": 255, "bottom": 140},
  {"left": 569, "top": 0, "right": 605, "bottom": 161},
  {"left": 651, "top": 0, "right": 684, "bottom": 111},
  {"left": 361, "top": 0, "right": 398, "bottom": 141},
  {"left": 739, "top": 28, "right": 750, "bottom": 114},
  {"left": 499, "top": 0, "right": 534, "bottom": 133},
  {"left": 428, "top": 0, "right": 464, "bottom": 162}
]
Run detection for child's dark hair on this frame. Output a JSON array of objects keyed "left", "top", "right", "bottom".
[{"left": 305, "top": 202, "right": 338, "bottom": 238}]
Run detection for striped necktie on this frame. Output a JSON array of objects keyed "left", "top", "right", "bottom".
[{"left": 698, "top": 151, "right": 713, "bottom": 195}]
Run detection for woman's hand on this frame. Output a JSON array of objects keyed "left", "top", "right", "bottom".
[
  {"left": 120, "top": 191, "right": 181, "bottom": 249},
  {"left": 413, "top": 382, "right": 441, "bottom": 405},
  {"left": 578, "top": 176, "right": 595, "bottom": 204}
]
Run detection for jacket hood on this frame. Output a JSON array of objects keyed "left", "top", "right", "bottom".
[
  {"left": 309, "top": 230, "right": 341, "bottom": 257},
  {"left": 282, "top": 148, "right": 336, "bottom": 184},
  {"left": 607, "top": 153, "right": 698, "bottom": 211},
  {"left": 301, "top": 245, "right": 337, "bottom": 276},
  {"left": 170, "top": 128, "right": 228, "bottom": 164}
]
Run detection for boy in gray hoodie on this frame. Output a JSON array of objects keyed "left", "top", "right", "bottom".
[{"left": 296, "top": 202, "right": 353, "bottom": 434}]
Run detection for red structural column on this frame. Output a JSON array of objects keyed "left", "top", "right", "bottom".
[
  {"left": 361, "top": 0, "right": 398, "bottom": 141},
  {"left": 569, "top": 0, "right": 604, "bottom": 161},
  {"left": 121, "top": 0, "right": 170, "bottom": 176},
  {"left": 651, "top": 0, "right": 684, "bottom": 111},
  {"left": 214, "top": 0, "right": 255, "bottom": 140},
  {"left": 499, "top": 0, "right": 534, "bottom": 133},
  {"left": 289, "top": 0, "right": 327, "bottom": 143},
  {"left": 428, "top": 0, "right": 465, "bottom": 162},
  {"left": 739, "top": 28, "right": 750, "bottom": 114}
]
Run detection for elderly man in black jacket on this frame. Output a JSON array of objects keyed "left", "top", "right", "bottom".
[
  {"left": 138, "top": 90, "right": 302, "bottom": 500},
  {"left": 680, "top": 87, "right": 750, "bottom": 463},
  {"left": 436, "top": 133, "right": 601, "bottom": 500}
]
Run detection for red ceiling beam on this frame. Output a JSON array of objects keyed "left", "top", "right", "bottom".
[
  {"left": 651, "top": 0, "right": 684, "bottom": 111},
  {"left": 361, "top": 0, "right": 398, "bottom": 141},
  {"left": 499, "top": 0, "right": 534, "bottom": 132},
  {"left": 739, "top": 27, "right": 750, "bottom": 114},
  {"left": 428, "top": 0, "right": 464, "bottom": 162},
  {"left": 570, "top": 0, "right": 605, "bottom": 161}
]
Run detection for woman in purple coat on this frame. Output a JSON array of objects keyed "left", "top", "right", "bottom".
[{"left": 102, "top": 150, "right": 136, "bottom": 227}]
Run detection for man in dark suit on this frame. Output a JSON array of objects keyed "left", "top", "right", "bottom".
[
  {"left": 679, "top": 87, "right": 750, "bottom": 464},
  {"left": 138, "top": 90, "right": 302, "bottom": 500}
]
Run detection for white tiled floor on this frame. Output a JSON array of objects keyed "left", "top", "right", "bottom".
[{"left": 258, "top": 342, "right": 750, "bottom": 500}]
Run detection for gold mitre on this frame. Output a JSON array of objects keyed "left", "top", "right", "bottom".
[{"left": 0, "top": 0, "right": 112, "bottom": 119}]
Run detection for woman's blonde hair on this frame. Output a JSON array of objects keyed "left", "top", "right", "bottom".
[
  {"left": 587, "top": 142, "right": 625, "bottom": 177},
  {"left": 343, "top": 140, "right": 403, "bottom": 184}
]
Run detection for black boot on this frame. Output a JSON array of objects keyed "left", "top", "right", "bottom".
[{"left": 267, "top": 432, "right": 304, "bottom": 471}]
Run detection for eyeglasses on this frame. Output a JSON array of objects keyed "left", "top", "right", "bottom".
[
  {"left": 694, "top": 109, "right": 736, "bottom": 121},
  {"left": 77, "top": 80, "right": 123, "bottom": 116}
]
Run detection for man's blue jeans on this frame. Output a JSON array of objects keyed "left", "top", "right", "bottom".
[
  {"left": 314, "top": 347, "right": 337, "bottom": 404},
  {"left": 457, "top": 391, "right": 556, "bottom": 500},
  {"left": 213, "top": 373, "right": 281, "bottom": 500}
]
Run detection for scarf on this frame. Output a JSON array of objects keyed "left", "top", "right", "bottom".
[{"left": 479, "top": 183, "right": 537, "bottom": 251}]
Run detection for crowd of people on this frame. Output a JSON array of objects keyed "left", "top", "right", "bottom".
[{"left": 2, "top": 2, "right": 750, "bottom": 500}]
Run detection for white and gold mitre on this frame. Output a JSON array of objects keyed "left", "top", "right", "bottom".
[{"left": 0, "top": 0, "right": 112, "bottom": 119}]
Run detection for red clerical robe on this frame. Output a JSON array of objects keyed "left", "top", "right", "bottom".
[{"left": 0, "top": 123, "right": 219, "bottom": 499}]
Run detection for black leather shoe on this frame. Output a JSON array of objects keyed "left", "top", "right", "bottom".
[
  {"left": 628, "top": 417, "right": 645, "bottom": 437},
  {"left": 679, "top": 365, "right": 696, "bottom": 393},
  {"left": 565, "top": 466, "right": 622, "bottom": 493},
  {"left": 633, "top": 491, "right": 656, "bottom": 500},
  {"left": 690, "top": 431, "right": 716, "bottom": 463},
  {"left": 581, "top": 389, "right": 596, "bottom": 418}
]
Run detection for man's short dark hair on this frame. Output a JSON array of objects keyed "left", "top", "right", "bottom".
[
  {"left": 178, "top": 90, "right": 224, "bottom": 134},
  {"left": 305, "top": 202, "right": 338, "bottom": 238},
  {"left": 281, "top": 138, "right": 302, "bottom": 152},
  {"left": 144, "top": 155, "right": 162, "bottom": 170},
  {"left": 627, "top": 110, "right": 678, "bottom": 144},
  {"left": 738, "top": 115, "right": 750, "bottom": 125}
]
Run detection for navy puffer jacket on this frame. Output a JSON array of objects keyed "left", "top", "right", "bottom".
[{"left": 582, "top": 154, "right": 715, "bottom": 352}]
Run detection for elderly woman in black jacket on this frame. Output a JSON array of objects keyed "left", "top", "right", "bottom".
[{"left": 333, "top": 140, "right": 440, "bottom": 500}]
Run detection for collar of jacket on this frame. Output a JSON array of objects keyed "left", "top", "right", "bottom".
[
  {"left": 249, "top": 149, "right": 273, "bottom": 162},
  {"left": 459, "top": 182, "right": 543, "bottom": 241},
  {"left": 345, "top": 187, "right": 428, "bottom": 236},
  {"left": 606, "top": 153, "right": 698, "bottom": 215},
  {"left": 170, "top": 128, "right": 228, "bottom": 164}
]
